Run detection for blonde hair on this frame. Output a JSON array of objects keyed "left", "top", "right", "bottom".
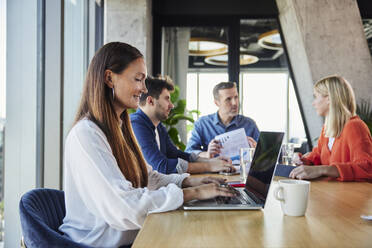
[
  {"left": 74, "top": 42, "right": 148, "bottom": 188},
  {"left": 314, "top": 75, "right": 356, "bottom": 137}
]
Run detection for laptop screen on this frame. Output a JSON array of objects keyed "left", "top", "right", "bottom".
[{"left": 244, "top": 132, "right": 284, "bottom": 204}]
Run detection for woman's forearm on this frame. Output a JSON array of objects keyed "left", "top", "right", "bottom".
[
  {"left": 182, "top": 187, "right": 198, "bottom": 202},
  {"left": 322, "top": 165, "right": 340, "bottom": 178}
]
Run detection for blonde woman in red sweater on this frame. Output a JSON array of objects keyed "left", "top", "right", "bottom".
[{"left": 290, "top": 75, "right": 372, "bottom": 181}]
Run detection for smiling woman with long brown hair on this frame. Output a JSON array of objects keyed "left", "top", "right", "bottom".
[{"left": 59, "top": 42, "right": 236, "bottom": 248}]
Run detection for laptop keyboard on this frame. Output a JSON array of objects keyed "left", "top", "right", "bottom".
[{"left": 216, "top": 196, "right": 244, "bottom": 204}]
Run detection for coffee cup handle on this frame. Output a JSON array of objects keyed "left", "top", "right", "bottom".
[{"left": 273, "top": 186, "right": 284, "bottom": 202}]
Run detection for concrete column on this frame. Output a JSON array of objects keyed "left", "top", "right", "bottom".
[
  {"left": 104, "top": 0, "right": 153, "bottom": 75},
  {"left": 277, "top": 0, "right": 372, "bottom": 143}
]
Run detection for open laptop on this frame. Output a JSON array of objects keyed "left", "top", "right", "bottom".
[{"left": 183, "top": 131, "right": 284, "bottom": 210}]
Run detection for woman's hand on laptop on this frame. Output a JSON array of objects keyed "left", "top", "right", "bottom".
[
  {"left": 183, "top": 183, "right": 238, "bottom": 202},
  {"left": 182, "top": 176, "right": 225, "bottom": 188}
]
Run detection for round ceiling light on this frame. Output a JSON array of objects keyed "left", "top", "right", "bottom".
[
  {"left": 189, "top": 38, "right": 228, "bottom": 56},
  {"left": 204, "top": 53, "right": 259, "bottom": 66},
  {"left": 257, "top": 29, "right": 282, "bottom": 50}
]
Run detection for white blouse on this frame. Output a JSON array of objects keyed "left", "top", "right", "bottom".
[
  {"left": 328, "top": 137, "right": 335, "bottom": 151},
  {"left": 59, "top": 119, "right": 188, "bottom": 247}
]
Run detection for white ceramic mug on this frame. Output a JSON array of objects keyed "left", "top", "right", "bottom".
[{"left": 273, "top": 179, "right": 310, "bottom": 216}]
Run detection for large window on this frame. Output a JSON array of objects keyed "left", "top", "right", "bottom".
[
  {"left": 186, "top": 72, "right": 228, "bottom": 116},
  {"left": 240, "top": 72, "right": 306, "bottom": 140},
  {"left": 0, "top": 0, "right": 6, "bottom": 243},
  {"left": 3, "top": 0, "right": 103, "bottom": 246},
  {"left": 186, "top": 72, "right": 306, "bottom": 143},
  {"left": 240, "top": 72, "right": 287, "bottom": 132}
]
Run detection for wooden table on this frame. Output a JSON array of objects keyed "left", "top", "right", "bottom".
[{"left": 133, "top": 175, "right": 372, "bottom": 248}]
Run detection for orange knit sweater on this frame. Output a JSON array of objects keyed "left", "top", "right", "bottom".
[{"left": 303, "top": 116, "right": 372, "bottom": 182}]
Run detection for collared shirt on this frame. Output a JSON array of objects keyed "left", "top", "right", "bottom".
[
  {"left": 130, "top": 109, "right": 196, "bottom": 174},
  {"left": 185, "top": 112, "right": 260, "bottom": 154},
  {"left": 60, "top": 119, "right": 188, "bottom": 247}
]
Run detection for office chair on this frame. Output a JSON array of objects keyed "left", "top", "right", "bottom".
[{"left": 19, "top": 188, "right": 90, "bottom": 248}]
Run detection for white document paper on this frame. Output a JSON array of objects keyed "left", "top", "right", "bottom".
[{"left": 215, "top": 128, "right": 250, "bottom": 164}]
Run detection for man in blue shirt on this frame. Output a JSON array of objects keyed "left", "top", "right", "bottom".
[
  {"left": 130, "top": 76, "right": 234, "bottom": 174},
  {"left": 185, "top": 82, "right": 260, "bottom": 158}
]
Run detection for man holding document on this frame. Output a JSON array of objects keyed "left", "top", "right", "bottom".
[{"left": 186, "top": 82, "right": 260, "bottom": 159}]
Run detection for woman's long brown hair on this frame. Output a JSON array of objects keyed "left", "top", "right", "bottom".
[{"left": 73, "top": 42, "right": 148, "bottom": 187}]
